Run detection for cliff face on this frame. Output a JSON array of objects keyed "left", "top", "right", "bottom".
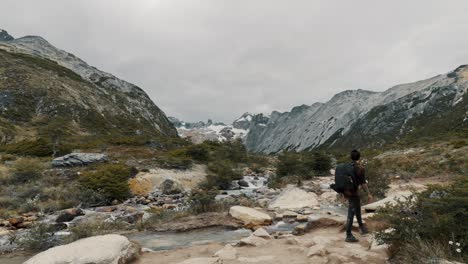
[{"left": 244, "top": 67, "right": 467, "bottom": 153}]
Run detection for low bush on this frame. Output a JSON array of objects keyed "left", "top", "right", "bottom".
[
  {"left": 359, "top": 159, "right": 391, "bottom": 202},
  {"left": 154, "top": 155, "right": 193, "bottom": 170},
  {"left": 186, "top": 144, "right": 210, "bottom": 162},
  {"left": 189, "top": 189, "right": 218, "bottom": 213},
  {"left": 128, "top": 177, "right": 152, "bottom": 196},
  {"left": 79, "top": 164, "right": 133, "bottom": 203},
  {"left": 276, "top": 151, "right": 332, "bottom": 179},
  {"left": 202, "top": 160, "right": 242, "bottom": 190},
  {"left": 374, "top": 177, "right": 467, "bottom": 263},
  {"left": 10, "top": 158, "right": 44, "bottom": 183},
  {"left": 3, "top": 138, "right": 53, "bottom": 157},
  {"left": 67, "top": 219, "right": 129, "bottom": 243}
]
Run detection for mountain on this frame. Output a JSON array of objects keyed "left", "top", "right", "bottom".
[
  {"left": 169, "top": 117, "right": 248, "bottom": 144},
  {"left": 245, "top": 67, "right": 468, "bottom": 153},
  {"left": 0, "top": 29, "right": 176, "bottom": 143}
]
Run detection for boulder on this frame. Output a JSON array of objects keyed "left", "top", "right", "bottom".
[
  {"left": 229, "top": 206, "right": 272, "bottom": 228},
  {"left": 160, "top": 179, "right": 184, "bottom": 195},
  {"left": 52, "top": 153, "right": 107, "bottom": 167},
  {"left": 238, "top": 180, "right": 249, "bottom": 187},
  {"left": 56, "top": 208, "right": 84, "bottom": 223},
  {"left": 24, "top": 234, "right": 140, "bottom": 264},
  {"left": 268, "top": 188, "right": 319, "bottom": 209},
  {"left": 319, "top": 191, "right": 338, "bottom": 204},
  {"left": 214, "top": 244, "right": 237, "bottom": 260},
  {"left": 363, "top": 190, "right": 412, "bottom": 212}
]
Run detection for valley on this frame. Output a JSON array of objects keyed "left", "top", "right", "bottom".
[{"left": 0, "top": 28, "right": 466, "bottom": 264}]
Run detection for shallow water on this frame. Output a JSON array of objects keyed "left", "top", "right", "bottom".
[
  {"left": 126, "top": 227, "right": 252, "bottom": 251},
  {"left": 0, "top": 251, "right": 33, "bottom": 264}
]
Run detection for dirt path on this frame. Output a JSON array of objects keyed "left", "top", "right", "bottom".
[{"left": 135, "top": 227, "right": 387, "bottom": 264}]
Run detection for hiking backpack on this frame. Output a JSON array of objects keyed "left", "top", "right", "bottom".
[{"left": 330, "top": 163, "right": 357, "bottom": 194}]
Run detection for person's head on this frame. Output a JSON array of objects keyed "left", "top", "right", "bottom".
[{"left": 350, "top": 149, "right": 361, "bottom": 161}]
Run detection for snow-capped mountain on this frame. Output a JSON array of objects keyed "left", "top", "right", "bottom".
[
  {"left": 0, "top": 29, "right": 176, "bottom": 142},
  {"left": 169, "top": 117, "right": 248, "bottom": 143},
  {"left": 244, "top": 67, "right": 467, "bottom": 153}
]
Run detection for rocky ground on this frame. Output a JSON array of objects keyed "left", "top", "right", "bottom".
[{"left": 0, "top": 152, "right": 448, "bottom": 264}]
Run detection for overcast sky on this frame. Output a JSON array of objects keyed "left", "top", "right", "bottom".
[{"left": 2, "top": 1, "right": 468, "bottom": 122}]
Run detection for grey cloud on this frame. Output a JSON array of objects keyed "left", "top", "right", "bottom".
[{"left": 2, "top": 0, "right": 468, "bottom": 122}]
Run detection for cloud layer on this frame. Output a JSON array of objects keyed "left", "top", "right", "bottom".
[{"left": 2, "top": 0, "right": 468, "bottom": 122}]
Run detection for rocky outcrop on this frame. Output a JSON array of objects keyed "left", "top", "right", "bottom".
[
  {"left": 229, "top": 206, "right": 272, "bottom": 228},
  {"left": 268, "top": 188, "right": 319, "bottom": 209},
  {"left": 52, "top": 153, "right": 108, "bottom": 167},
  {"left": 24, "top": 234, "right": 140, "bottom": 264},
  {"left": 0, "top": 29, "right": 13, "bottom": 41}
]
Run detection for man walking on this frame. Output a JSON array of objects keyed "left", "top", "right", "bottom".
[{"left": 339, "top": 150, "right": 373, "bottom": 242}]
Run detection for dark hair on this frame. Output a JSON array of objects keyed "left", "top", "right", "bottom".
[{"left": 351, "top": 149, "right": 361, "bottom": 161}]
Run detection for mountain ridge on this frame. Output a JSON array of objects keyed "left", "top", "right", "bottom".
[
  {"left": 0, "top": 29, "right": 177, "bottom": 144},
  {"left": 243, "top": 67, "right": 467, "bottom": 153}
]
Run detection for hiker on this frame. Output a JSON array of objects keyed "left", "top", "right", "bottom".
[{"left": 331, "top": 149, "right": 373, "bottom": 242}]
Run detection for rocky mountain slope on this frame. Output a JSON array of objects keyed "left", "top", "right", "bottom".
[
  {"left": 245, "top": 67, "right": 468, "bottom": 153},
  {"left": 169, "top": 116, "right": 247, "bottom": 143},
  {"left": 0, "top": 29, "right": 176, "bottom": 143}
]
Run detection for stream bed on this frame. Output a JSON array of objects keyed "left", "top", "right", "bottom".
[{"left": 126, "top": 227, "right": 252, "bottom": 251}]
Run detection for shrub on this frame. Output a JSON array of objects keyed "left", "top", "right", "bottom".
[
  {"left": 128, "top": 177, "right": 152, "bottom": 196},
  {"left": 189, "top": 189, "right": 218, "bottom": 213},
  {"left": 374, "top": 177, "right": 468, "bottom": 263},
  {"left": 360, "top": 159, "right": 391, "bottom": 202},
  {"left": 276, "top": 152, "right": 304, "bottom": 177},
  {"left": 276, "top": 151, "right": 332, "bottom": 179},
  {"left": 79, "top": 164, "right": 133, "bottom": 203},
  {"left": 186, "top": 144, "right": 210, "bottom": 162},
  {"left": 155, "top": 156, "right": 193, "bottom": 170},
  {"left": 10, "top": 158, "right": 44, "bottom": 183},
  {"left": 3, "top": 138, "right": 53, "bottom": 157},
  {"left": 202, "top": 160, "right": 242, "bottom": 190}
]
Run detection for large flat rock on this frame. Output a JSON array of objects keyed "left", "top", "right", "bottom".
[
  {"left": 229, "top": 206, "right": 272, "bottom": 228},
  {"left": 268, "top": 187, "right": 319, "bottom": 209},
  {"left": 24, "top": 234, "right": 140, "bottom": 264}
]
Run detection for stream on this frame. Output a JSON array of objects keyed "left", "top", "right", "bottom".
[{"left": 126, "top": 227, "right": 252, "bottom": 251}]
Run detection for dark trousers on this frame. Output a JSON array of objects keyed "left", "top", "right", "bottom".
[{"left": 346, "top": 196, "right": 363, "bottom": 235}]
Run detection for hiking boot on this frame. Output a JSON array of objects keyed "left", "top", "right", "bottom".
[
  {"left": 345, "top": 234, "right": 359, "bottom": 242},
  {"left": 360, "top": 226, "right": 369, "bottom": 235}
]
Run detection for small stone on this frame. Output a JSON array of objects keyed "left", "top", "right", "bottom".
[
  {"left": 285, "top": 237, "right": 298, "bottom": 245},
  {"left": 283, "top": 211, "right": 298, "bottom": 218},
  {"left": 214, "top": 244, "right": 237, "bottom": 260},
  {"left": 293, "top": 223, "right": 308, "bottom": 236},
  {"left": 252, "top": 228, "right": 271, "bottom": 239},
  {"left": 296, "top": 215, "right": 308, "bottom": 222},
  {"left": 240, "top": 234, "right": 268, "bottom": 247},
  {"left": 274, "top": 213, "right": 283, "bottom": 220},
  {"left": 8, "top": 217, "right": 24, "bottom": 226},
  {"left": 307, "top": 244, "right": 328, "bottom": 257}
]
